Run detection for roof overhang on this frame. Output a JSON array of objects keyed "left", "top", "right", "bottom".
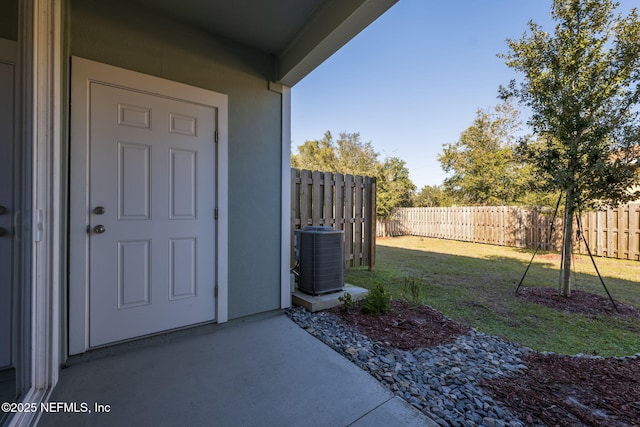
[{"left": 126, "top": 0, "right": 399, "bottom": 86}]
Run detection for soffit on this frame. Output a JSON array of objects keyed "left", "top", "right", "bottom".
[
  {"left": 126, "top": 0, "right": 324, "bottom": 55},
  {"left": 125, "top": 0, "right": 399, "bottom": 86}
]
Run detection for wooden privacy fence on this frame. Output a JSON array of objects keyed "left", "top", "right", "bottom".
[
  {"left": 378, "top": 203, "right": 640, "bottom": 261},
  {"left": 291, "top": 168, "right": 376, "bottom": 269},
  {"left": 578, "top": 203, "right": 640, "bottom": 260}
]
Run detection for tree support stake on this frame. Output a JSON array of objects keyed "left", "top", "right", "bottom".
[
  {"left": 515, "top": 192, "right": 563, "bottom": 294},
  {"left": 575, "top": 213, "right": 619, "bottom": 313}
]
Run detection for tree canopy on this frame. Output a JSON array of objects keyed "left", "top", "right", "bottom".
[
  {"left": 291, "top": 131, "right": 379, "bottom": 178},
  {"left": 291, "top": 131, "right": 416, "bottom": 219},
  {"left": 413, "top": 185, "right": 453, "bottom": 207},
  {"left": 438, "top": 101, "right": 540, "bottom": 206},
  {"left": 501, "top": 0, "right": 640, "bottom": 296},
  {"left": 376, "top": 157, "right": 416, "bottom": 218}
]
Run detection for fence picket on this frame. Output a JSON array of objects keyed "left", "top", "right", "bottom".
[
  {"left": 323, "top": 172, "right": 333, "bottom": 226},
  {"left": 354, "top": 176, "right": 364, "bottom": 267},
  {"left": 344, "top": 174, "right": 354, "bottom": 267},
  {"left": 311, "top": 171, "right": 322, "bottom": 225},
  {"left": 290, "top": 168, "right": 376, "bottom": 269},
  {"left": 300, "top": 170, "right": 311, "bottom": 228},
  {"left": 363, "top": 177, "right": 373, "bottom": 268},
  {"left": 630, "top": 203, "right": 639, "bottom": 261},
  {"left": 335, "top": 173, "right": 345, "bottom": 231},
  {"left": 379, "top": 205, "right": 640, "bottom": 261},
  {"left": 291, "top": 169, "right": 300, "bottom": 263},
  {"left": 368, "top": 177, "right": 376, "bottom": 270}
]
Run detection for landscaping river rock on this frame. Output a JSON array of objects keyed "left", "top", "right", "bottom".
[{"left": 286, "top": 306, "right": 529, "bottom": 427}]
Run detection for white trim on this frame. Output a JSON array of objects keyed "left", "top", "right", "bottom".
[
  {"left": 277, "top": 0, "right": 399, "bottom": 86},
  {"left": 8, "top": 0, "right": 64, "bottom": 426},
  {"left": 69, "top": 57, "right": 229, "bottom": 355},
  {"left": 216, "top": 91, "right": 229, "bottom": 323},
  {"left": 280, "top": 85, "right": 292, "bottom": 309},
  {"left": 32, "top": 0, "right": 62, "bottom": 390}
]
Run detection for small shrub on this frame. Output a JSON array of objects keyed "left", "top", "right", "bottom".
[
  {"left": 401, "top": 277, "right": 425, "bottom": 305},
  {"left": 338, "top": 291, "right": 353, "bottom": 312},
  {"left": 362, "top": 282, "right": 391, "bottom": 315}
]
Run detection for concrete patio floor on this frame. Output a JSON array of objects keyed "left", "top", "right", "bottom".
[{"left": 38, "top": 312, "right": 437, "bottom": 427}]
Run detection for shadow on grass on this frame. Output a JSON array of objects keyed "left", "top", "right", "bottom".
[
  {"left": 356, "top": 244, "right": 638, "bottom": 305},
  {"left": 345, "top": 243, "right": 640, "bottom": 356}
]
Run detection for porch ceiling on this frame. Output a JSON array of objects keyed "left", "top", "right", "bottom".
[{"left": 126, "top": 0, "right": 399, "bottom": 86}]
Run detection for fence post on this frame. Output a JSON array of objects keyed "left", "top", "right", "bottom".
[
  {"left": 354, "top": 176, "right": 364, "bottom": 266},
  {"left": 335, "top": 173, "right": 345, "bottom": 232},
  {"left": 364, "top": 177, "right": 376, "bottom": 271},
  {"left": 630, "top": 203, "right": 640, "bottom": 261},
  {"left": 323, "top": 172, "right": 333, "bottom": 226},
  {"left": 300, "top": 169, "right": 311, "bottom": 228},
  {"left": 344, "top": 174, "right": 354, "bottom": 267},
  {"left": 290, "top": 169, "right": 299, "bottom": 267}
]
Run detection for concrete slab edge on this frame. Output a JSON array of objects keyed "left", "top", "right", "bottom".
[{"left": 292, "top": 284, "right": 368, "bottom": 312}]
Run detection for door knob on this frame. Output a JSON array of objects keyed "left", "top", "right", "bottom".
[
  {"left": 0, "top": 227, "right": 7, "bottom": 237},
  {"left": 0, "top": 206, "right": 7, "bottom": 215},
  {"left": 93, "top": 225, "right": 106, "bottom": 234}
]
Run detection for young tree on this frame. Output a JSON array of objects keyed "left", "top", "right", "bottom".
[
  {"left": 376, "top": 157, "right": 416, "bottom": 218},
  {"left": 438, "top": 101, "right": 531, "bottom": 205},
  {"left": 501, "top": 0, "right": 640, "bottom": 296}
]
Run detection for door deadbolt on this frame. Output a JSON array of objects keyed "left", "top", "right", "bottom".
[
  {"left": 93, "top": 225, "right": 106, "bottom": 234},
  {"left": 0, "top": 227, "right": 7, "bottom": 237},
  {"left": 0, "top": 206, "right": 7, "bottom": 215},
  {"left": 93, "top": 206, "right": 105, "bottom": 215}
]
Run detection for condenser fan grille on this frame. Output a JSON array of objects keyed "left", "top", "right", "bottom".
[{"left": 295, "top": 226, "right": 344, "bottom": 296}]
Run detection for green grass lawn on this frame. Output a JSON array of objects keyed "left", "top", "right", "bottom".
[{"left": 345, "top": 236, "right": 640, "bottom": 356}]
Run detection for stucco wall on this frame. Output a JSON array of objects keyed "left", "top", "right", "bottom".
[{"left": 70, "top": 0, "right": 283, "bottom": 319}]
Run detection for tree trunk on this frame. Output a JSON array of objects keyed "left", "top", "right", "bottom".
[{"left": 560, "top": 188, "right": 575, "bottom": 297}]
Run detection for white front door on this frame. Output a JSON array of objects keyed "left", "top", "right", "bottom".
[
  {"left": 69, "top": 58, "right": 228, "bottom": 353},
  {"left": 87, "top": 84, "right": 217, "bottom": 347}
]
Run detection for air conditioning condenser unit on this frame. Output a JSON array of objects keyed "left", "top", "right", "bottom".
[{"left": 294, "top": 226, "right": 344, "bottom": 296}]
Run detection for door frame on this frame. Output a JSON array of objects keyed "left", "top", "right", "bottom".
[
  {"left": 0, "top": 36, "right": 18, "bottom": 373},
  {"left": 8, "top": 1, "right": 64, "bottom": 425},
  {"left": 69, "top": 57, "right": 228, "bottom": 355}
]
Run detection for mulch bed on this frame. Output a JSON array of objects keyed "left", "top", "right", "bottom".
[
  {"left": 517, "top": 286, "right": 640, "bottom": 317},
  {"left": 482, "top": 353, "right": 640, "bottom": 427},
  {"left": 329, "top": 289, "right": 640, "bottom": 426},
  {"left": 331, "top": 300, "right": 469, "bottom": 350}
]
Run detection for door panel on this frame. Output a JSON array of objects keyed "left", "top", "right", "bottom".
[{"left": 88, "top": 83, "right": 216, "bottom": 347}]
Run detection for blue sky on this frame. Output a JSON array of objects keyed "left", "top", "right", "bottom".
[{"left": 291, "top": 0, "right": 636, "bottom": 189}]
